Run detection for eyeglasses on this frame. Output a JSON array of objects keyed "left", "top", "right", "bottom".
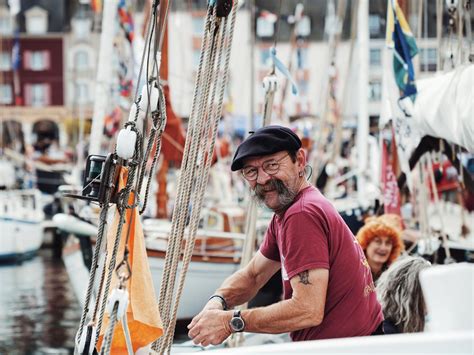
[{"left": 241, "top": 153, "right": 289, "bottom": 181}]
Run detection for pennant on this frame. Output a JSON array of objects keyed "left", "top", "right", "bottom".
[{"left": 386, "top": 0, "right": 418, "bottom": 99}]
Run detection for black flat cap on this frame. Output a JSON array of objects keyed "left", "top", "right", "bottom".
[{"left": 231, "top": 125, "right": 302, "bottom": 171}]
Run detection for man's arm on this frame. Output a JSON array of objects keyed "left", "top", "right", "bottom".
[
  {"left": 243, "top": 268, "right": 328, "bottom": 333},
  {"left": 213, "top": 251, "right": 281, "bottom": 309},
  {"left": 188, "top": 252, "right": 280, "bottom": 345},
  {"left": 188, "top": 267, "right": 328, "bottom": 346}
]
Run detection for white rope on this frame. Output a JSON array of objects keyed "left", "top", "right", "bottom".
[{"left": 153, "top": 2, "right": 238, "bottom": 354}]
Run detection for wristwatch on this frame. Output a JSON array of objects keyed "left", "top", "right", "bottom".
[{"left": 229, "top": 310, "right": 245, "bottom": 333}]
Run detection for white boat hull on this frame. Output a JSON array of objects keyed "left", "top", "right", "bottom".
[
  {"left": 62, "top": 237, "right": 239, "bottom": 319},
  {"left": 0, "top": 217, "right": 43, "bottom": 261},
  {"left": 148, "top": 255, "right": 239, "bottom": 319}
]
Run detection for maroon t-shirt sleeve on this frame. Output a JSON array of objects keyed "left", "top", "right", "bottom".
[
  {"left": 282, "top": 210, "right": 329, "bottom": 280},
  {"left": 260, "top": 219, "right": 281, "bottom": 262}
]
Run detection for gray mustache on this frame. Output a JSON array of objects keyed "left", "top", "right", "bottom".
[{"left": 254, "top": 179, "right": 286, "bottom": 198}]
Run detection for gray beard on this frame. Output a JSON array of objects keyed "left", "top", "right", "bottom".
[{"left": 252, "top": 178, "right": 298, "bottom": 214}]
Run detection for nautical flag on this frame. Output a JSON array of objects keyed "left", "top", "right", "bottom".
[
  {"left": 386, "top": 0, "right": 418, "bottom": 99},
  {"left": 11, "top": 29, "right": 20, "bottom": 71},
  {"left": 11, "top": 28, "right": 22, "bottom": 105},
  {"left": 381, "top": 136, "right": 401, "bottom": 216},
  {"left": 118, "top": 0, "right": 134, "bottom": 43}
]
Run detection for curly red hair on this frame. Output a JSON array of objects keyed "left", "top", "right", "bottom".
[{"left": 356, "top": 214, "right": 404, "bottom": 266}]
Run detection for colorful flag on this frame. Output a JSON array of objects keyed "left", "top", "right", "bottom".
[
  {"left": 11, "top": 30, "right": 20, "bottom": 70},
  {"left": 11, "top": 28, "right": 22, "bottom": 105},
  {"left": 91, "top": 0, "right": 102, "bottom": 13},
  {"left": 386, "top": 0, "right": 418, "bottom": 99},
  {"left": 118, "top": 0, "right": 134, "bottom": 43},
  {"left": 381, "top": 137, "right": 401, "bottom": 215}
]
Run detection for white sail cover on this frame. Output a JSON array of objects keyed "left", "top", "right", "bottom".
[{"left": 413, "top": 65, "right": 474, "bottom": 153}]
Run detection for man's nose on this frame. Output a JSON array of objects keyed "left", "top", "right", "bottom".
[{"left": 256, "top": 168, "right": 271, "bottom": 185}]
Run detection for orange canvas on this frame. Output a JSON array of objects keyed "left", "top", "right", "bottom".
[{"left": 97, "top": 167, "right": 163, "bottom": 353}]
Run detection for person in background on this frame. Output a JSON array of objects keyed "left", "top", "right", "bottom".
[
  {"left": 356, "top": 214, "right": 405, "bottom": 282},
  {"left": 376, "top": 256, "right": 431, "bottom": 334},
  {"left": 188, "top": 125, "right": 383, "bottom": 347}
]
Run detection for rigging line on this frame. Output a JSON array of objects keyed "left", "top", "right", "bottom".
[
  {"left": 158, "top": 0, "right": 172, "bottom": 53},
  {"left": 273, "top": 0, "right": 284, "bottom": 49},
  {"left": 161, "top": 7, "right": 239, "bottom": 350},
  {"left": 132, "top": 0, "right": 155, "bottom": 102},
  {"left": 166, "top": 10, "right": 235, "bottom": 346},
  {"left": 155, "top": 6, "right": 213, "bottom": 318}
]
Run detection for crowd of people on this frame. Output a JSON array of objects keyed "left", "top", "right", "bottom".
[{"left": 187, "top": 125, "right": 432, "bottom": 347}]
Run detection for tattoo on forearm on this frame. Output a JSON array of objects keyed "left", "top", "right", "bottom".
[{"left": 298, "top": 271, "right": 311, "bottom": 285}]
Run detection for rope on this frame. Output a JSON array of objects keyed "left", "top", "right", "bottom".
[
  {"left": 75, "top": 0, "right": 172, "bottom": 352},
  {"left": 156, "top": 9, "right": 221, "bottom": 350},
  {"left": 75, "top": 160, "right": 117, "bottom": 346},
  {"left": 152, "top": 2, "right": 238, "bottom": 353},
  {"left": 155, "top": 4, "right": 214, "bottom": 327},
  {"left": 100, "top": 303, "right": 119, "bottom": 355},
  {"left": 155, "top": 6, "right": 214, "bottom": 336},
  {"left": 164, "top": 6, "right": 237, "bottom": 348},
  {"left": 137, "top": 85, "right": 167, "bottom": 214}
]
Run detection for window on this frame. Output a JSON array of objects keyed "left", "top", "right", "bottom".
[
  {"left": 420, "top": 48, "right": 437, "bottom": 72},
  {"left": 74, "top": 50, "right": 89, "bottom": 70},
  {"left": 25, "top": 83, "right": 51, "bottom": 107},
  {"left": 0, "top": 84, "right": 13, "bottom": 104},
  {"left": 295, "top": 16, "right": 311, "bottom": 37},
  {"left": 75, "top": 82, "right": 89, "bottom": 103},
  {"left": 369, "top": 15, "right": 381, "bottom": 37},
  {"left": 369, "top": 80, "right": 381, "bottom": 102},
  {"left": 0, "top": 16, "right": 12, "bottom": 35},
  {"left": 0, "top": 51, "right": 11, "bottom": 70},
  {"left": 370, "top": 48, "right": 381, "bottom": 67},
  {"left": 256, "top": 16, "right": 275, "bottom": 38},
  {"left": 25, "top": 6, "right": 48, "bottom": 35},
  {"left": 24, "top": 50, "right": 51, "bottom": 71}
]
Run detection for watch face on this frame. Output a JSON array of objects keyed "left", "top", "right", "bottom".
[{"left": 231, "top": 317, "right": 245, "bottom": 331}]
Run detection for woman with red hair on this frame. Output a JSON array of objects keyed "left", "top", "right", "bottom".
[{"left": 356, "top": 214, "right": 405, "bottom": 282}]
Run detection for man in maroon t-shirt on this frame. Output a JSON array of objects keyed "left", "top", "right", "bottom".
[{"left": 188, "top": 125, "right": 383, "bottom": 346}]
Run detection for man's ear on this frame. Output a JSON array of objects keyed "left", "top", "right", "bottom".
[{"left": 297, "top": 148, "right": 306, "bottom": 168}]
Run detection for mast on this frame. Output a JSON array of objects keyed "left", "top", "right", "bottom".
[
  {"left": 89, "top": 0, "right": 119, "bottom": 155},
  {"left": 356, "top": 0, "right": 369, "bottom": 202},
  {"left": 156, "top": 0, "right": 170, "bottom": 218}
]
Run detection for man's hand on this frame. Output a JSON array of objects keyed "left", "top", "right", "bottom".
[{"left": 187, "top": 309, "right": 233, "bottom": 347}]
